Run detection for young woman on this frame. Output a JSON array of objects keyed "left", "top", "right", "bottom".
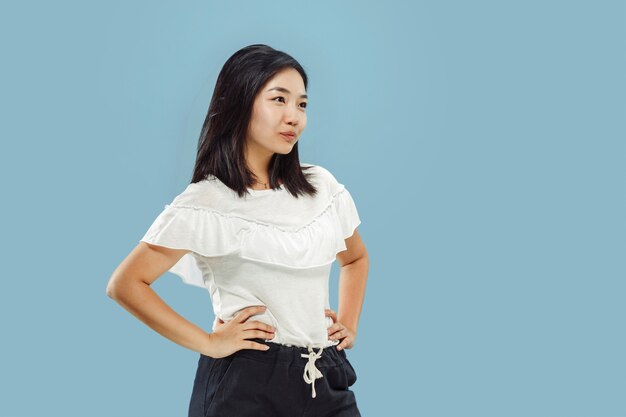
[{"left": 106, "top": 44, "right": 369, "bottom": 417}]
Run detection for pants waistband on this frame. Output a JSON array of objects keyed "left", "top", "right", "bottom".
[
  {"left": 205, "top": 338, "right": 350, "bottom": 399},
  {"left": 229, "top": 337, "right": 348, "bottom": 369}
]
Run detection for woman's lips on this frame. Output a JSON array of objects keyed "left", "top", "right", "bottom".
[{"left": 280, "top": 133, "right": 296, "bottom": 142}]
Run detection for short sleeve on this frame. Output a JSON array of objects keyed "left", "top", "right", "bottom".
[
  {"left": 333, "top": 187, "right": 361, "bottom": 239},
  {"left": 314, "top": 165, "right": 362, "bottom": 240},
  {"left": 138, "top": 183, "right": 250, "bottom": 289},
  {"left": 139, "top": 204, "right": 205, "bottom": 288}
]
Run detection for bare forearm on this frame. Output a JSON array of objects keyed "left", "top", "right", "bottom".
[
  {"left": 338, "top": 256, "right": 369, "bottom": 334},
  {"left": 108, "top": 281, "right": 211, "bottom": 354}
]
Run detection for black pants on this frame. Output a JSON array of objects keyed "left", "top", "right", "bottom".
[{"left": 188, "top": 338, "right": 361, "bottom": 417}]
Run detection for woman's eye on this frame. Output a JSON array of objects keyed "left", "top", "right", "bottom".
[{"left": 272, "top": 97, "right": 306, "bottom": 109}]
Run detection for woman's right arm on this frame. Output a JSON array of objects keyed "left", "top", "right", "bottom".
[
  {"left": 105, "top": 242, "right": 214, "bottom": 355},
  {"left": 106, "top": 242, "right": 275, "bottom": 358}
]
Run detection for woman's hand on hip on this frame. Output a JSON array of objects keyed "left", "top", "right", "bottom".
[
  {"left": 204, "top": 305, "right": 276, "bottom": 358},
  {"left": 326, "top": 309, "right": 357, "bottom": 351}
]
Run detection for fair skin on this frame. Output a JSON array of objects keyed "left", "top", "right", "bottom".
[
  {"left": 327, "top": 230, "right": 369, "bottom": 351},
  {"left": 244, "top": 67, "right": 307, "bottom": 188},
  {"left": 106, "top": 67, "right": 368, "bottom": 358}
]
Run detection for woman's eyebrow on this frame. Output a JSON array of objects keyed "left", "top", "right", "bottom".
[{"left": 267, "top": 86, "right": 308, "bottom": 99}]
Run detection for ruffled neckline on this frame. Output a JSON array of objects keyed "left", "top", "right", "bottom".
[
  {"left": 163, "top": 185, "right": 347, "bottom": 233},
  {"left": 205, "top": 174, "right": 286, "bottom": 196},
  {"left": 246, "top": 182, "right": 285, "bottom": 194},
  {"left": 139, "top": 164, "right": 361, "bottom": 285}
]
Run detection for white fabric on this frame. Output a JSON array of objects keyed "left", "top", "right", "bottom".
[{"left": 139, "top": 163, "right": 361, "bottom": 353}]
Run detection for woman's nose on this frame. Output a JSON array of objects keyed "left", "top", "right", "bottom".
[{"left": 283, "top": 105, "right": 301, "bottom": 124}]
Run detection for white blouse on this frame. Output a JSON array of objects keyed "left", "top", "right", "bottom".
[{"left": 139, "top": 163, "right": 361, "bottom": 350}]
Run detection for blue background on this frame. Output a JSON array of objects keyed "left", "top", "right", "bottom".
[{"left": 1, "top": 1, "right": 624, "bottom": 416}]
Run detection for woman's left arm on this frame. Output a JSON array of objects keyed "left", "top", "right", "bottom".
[{"left": 327, "top": 229, "right": 369, "bottom": 350}]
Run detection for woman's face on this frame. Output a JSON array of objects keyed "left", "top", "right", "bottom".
[{"left": 246, "top": 67, "right": 307, "bottom": 156}]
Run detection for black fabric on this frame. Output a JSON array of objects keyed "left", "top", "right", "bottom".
[{"left": 188, "top": 338, "right": 361, "bottom": 417}]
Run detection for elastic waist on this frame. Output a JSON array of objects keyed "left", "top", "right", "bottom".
[
  {"left": 231, "top": 338, "right": 347, "bottom": 369},
  {"left": 203, "top": 338, "right": 347, "bottom": 399}
]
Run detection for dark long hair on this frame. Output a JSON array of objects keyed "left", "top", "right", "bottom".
[{"left": 190, "top": 44, "right": 317, "bottom": 198}]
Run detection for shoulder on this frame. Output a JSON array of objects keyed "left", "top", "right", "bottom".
[
  {"left": 300, "top": 162, "right": 344, "bottom": 192},
  {"left": 167, "top": 178, "right": 225, "bottom": 208}
]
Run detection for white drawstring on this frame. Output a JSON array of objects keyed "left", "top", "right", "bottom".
[{"left": 301, "top": 345, "right": 324, "bottom": 398}]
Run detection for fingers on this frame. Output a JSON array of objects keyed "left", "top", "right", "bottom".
[
  {"left": 244, "top": 320, "right": 276, "bottom": 334},
  {"left": 236, "top": 305, "right": 268, "bottom": 322},
  {"left": 326, "top": 315, "right": 357, "bottom": 350},
  {"left": 246, "top": 340, "right": 271, "bottom": 351},
  {"left": 236, "top": 308, "right": 277, "bottom": 343},
  {"left": 333, "top": 329, "right": 354, "bottom": 351},
  {"left": 325, "top": 308, "right": 337, "bottom": 323},
  {"left": 242, "top": 320, "right": 276, "bottom": 340},
  {"left": 327, "top": 322, "right": 341, "bottom": 333},
  {"left": 328, "top": 326, "right": 346, "bottom": 340},
  {"left": 336, "top": 338, "right": 352, "bottom": 350},
  {"left": 244, "top": 329, "right": 276, "bottom": 340}
]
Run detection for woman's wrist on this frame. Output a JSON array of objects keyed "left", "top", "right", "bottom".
[{"left": 199, "top": 332, "right": 215, "bottom": 357}]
